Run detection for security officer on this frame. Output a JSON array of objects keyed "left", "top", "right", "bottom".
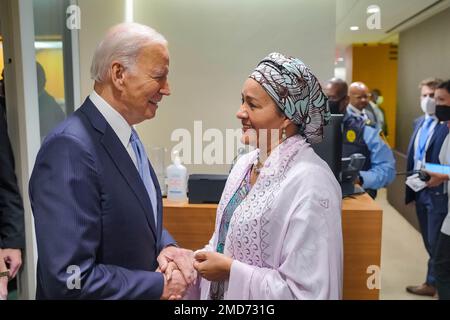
[{"left": 325, "top": 79, "right": 396, "bottom": 199}]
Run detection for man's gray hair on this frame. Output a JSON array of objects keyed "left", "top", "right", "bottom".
[
  {"left": 90, "top": 23, "right": 167, "bottom": 83},
  {"left": 418, "top": 77, "right": 443, "bottom": 90}
]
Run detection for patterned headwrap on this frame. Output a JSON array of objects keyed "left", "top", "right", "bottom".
[{"left": 249, "top": 52, "right": 330, "bottom": 144}]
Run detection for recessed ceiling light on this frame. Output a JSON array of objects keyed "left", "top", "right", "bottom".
[
  {"left": 350, "top": 26, "right": 359, "bottom": 31},
  {"left": 367, "top": 5, "right": 380, "bottom": 14},
  {"left": 34, "top": 41, "right": 63, "bottom": 49}
]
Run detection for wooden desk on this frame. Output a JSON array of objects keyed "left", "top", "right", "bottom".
[{"left": 163, "top": 193, "right": 382, "bottom": 300}]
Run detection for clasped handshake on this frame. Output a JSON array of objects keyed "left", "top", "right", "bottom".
[{"left": 156, "top": 246, "right": 233, "bottom": 300}]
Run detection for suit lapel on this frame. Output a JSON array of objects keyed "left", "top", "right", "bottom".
[
  {"left": 80, "top": 99, "right": 158, "bottom": 239},
  {"left": 410, "top": 117, "right": 425, "bottom": 153},
  {"left": 147, "top": 160, "right": 163, "bottom": 245},
  {"left": 427, "top": 122, "right": 444, "bottom": 151},
  {"left": 101, "top": 128, "right": 157, "bottom": 238}
]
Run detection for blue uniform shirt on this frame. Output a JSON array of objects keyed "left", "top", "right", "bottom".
[{"left": 347, "top": 108, "right": 396, "bottom": 190}]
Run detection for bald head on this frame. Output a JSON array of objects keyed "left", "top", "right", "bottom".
[{"left": 349, "top": 81, "right": 370, "bottom": 110}]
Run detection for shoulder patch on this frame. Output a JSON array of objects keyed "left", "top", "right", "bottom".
[{"left": 346, "top": 129, "right": 356, "bottom": 143}]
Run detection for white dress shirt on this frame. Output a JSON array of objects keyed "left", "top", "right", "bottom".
[
  {"left": 413, "top": 114, "right": 438, "bottom": 170},
  {"left": 89, "top": 91, "right": 159, "bottom": 225},
  {"left": 347, "top": 104, "right": 368, "bottom": 120},
  {"left": 89, "top": 91, "right": 138, "bottom": 169}
]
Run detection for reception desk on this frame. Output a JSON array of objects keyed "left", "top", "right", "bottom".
[{"left": 163, "top": 193, "right": 382, "bottom": 300}]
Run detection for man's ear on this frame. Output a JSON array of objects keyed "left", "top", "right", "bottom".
[
  {"left": 344, "top": 95, "right": 350, "bottom": 105},
  {"left": 342, "top": 96, "right": 350, "bottom": 110},
  {"left": 111, "top": 62, "right": 126, "bottom": 90}
]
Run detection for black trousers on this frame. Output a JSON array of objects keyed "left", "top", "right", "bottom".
[{"left": 435, "top": 231, "right": 450, "bottom": 300}]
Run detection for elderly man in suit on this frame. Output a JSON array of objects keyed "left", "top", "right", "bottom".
[{"left": 29, "top": 23, "right": 194, "bottom": 299}]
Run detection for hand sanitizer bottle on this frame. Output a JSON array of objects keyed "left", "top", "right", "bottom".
[{"left": 166, "top": 150, "right": 188, "bottom": 202}]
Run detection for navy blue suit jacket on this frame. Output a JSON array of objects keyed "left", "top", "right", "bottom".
[
  {"left": 29, "top": 97, "right": 176, "bottom": 299},
  {"left": 405, "top": 116, "right": 449, "bottom": 204},
  {"left": 0, "top": 99, "right": 25, "bottom": 250}
]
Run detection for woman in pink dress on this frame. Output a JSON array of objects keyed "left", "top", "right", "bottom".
[{"left": 188, "top": 52, "right": 343, "bottom": 300}]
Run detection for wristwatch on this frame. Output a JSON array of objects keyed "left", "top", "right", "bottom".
[{"left": 0, "top": 270, "right": 9, "bottom": 278}]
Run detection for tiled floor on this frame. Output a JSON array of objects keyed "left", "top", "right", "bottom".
[{"left": 376, "top": 189, "right": 434, "bottom": 300}]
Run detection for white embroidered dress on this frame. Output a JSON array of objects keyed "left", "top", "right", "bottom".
[{"left": 190, "top": 135, "right": 343, "bottom": 300}]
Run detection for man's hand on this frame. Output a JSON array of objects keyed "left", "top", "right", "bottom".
[
  {"left": 157, "top": 246, "right": 195, "bottom": 285},
  {"left": 1, "top": 249, "right": 22, "bottom": 279},
  {"left": 156, "top": 261, "right": 178, "bottom": 281},
  {"left": 0, "top": 250, "right": 9, "bottom": 300},
  {"left": 425, "top": 171, "right": 449, "bottom": 188},
  {"left": 193, "top": 251, "right": 233, "bottom": 282},
  {"left": 159, "top": 269, "right": 187, "bottom": 300}
]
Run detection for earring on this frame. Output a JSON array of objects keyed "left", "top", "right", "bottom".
[{"left": 282, "top": 128, "right": 287, "bottom": 141}]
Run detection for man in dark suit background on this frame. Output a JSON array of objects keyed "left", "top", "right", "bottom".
[
  {"left": 35, "top": 62, "right": 66, "bottom": 142},
  {"left": 405, "top": 78, "right": 448, "bottom": 297},
  {"left": 0, "top": 70, "right": 25, "bottom": 300},
  {"left": 29, "top": 23, "right": 194, "bottom": 299}
]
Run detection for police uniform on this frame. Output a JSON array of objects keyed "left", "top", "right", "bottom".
[{"left": 343, "top": 107, "right": 396, "bottom": 198}]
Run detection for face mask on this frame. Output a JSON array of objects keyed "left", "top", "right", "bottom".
[
  {"left": 328, "top": 96, "right": 347, "bottom": 114},
  {"left": 376, "top": 96, "right": 384, "bottom": 105},
  {"left": 421, "top": 96, "right": 436, "bottom": 115},
  {"left": 435, "top": 105, "right": 450, "bottom": 122},
  {"left": 328, "top": 100, "right": 341, "bottom": 114}
]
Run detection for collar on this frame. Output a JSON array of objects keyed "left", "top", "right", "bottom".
[
  {"left": 89, "top": 90, "right": 133, "bottom": 148},
  {"left": 347, "top": 104, "right": 366, "bottom": 117},
  {"left": 424, "top": 113, "right": 438, "bottom": 121}
]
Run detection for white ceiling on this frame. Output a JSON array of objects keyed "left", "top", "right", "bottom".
[{"left": 336, "top": 0, "right": 450, "bottom": 46}]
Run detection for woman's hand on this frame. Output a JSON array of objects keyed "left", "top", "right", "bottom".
[{"left": 193, "top": 251, "right": 233, "bottom": 282}]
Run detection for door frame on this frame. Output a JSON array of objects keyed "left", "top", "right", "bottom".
[{"left": 0, "top": 0, "right": 81, "bottom": 299}]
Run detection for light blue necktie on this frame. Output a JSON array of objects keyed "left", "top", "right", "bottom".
[
  {"left": 130, "top": 129, "right": 158, "bottom": 227},
  {"left": 415, "top": 117, "right": 434, "bottom": 164}
]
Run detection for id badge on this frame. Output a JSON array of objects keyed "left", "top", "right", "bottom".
[
  {"left": 414, "top": 160, "right": 423, "bottom": 171},
  {"left": 405, "top": 173, "right": 427, "bottom": 192}
]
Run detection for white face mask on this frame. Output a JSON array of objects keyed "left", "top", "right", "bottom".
[
  {"left": 376, "top": 96, "right": 384, "bottom": 105},
  {"left": 421, "top": 96, "right": 436, "bottom": 115}
]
